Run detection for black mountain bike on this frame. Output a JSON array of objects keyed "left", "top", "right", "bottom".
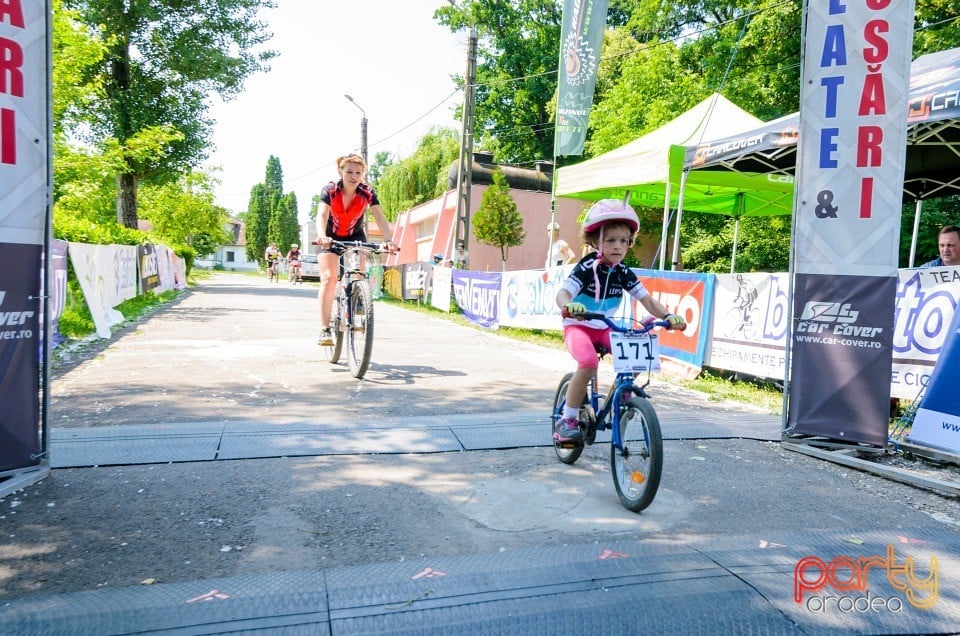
[{"left": 319, "top": 241, "right": 389, "bottom": 379}]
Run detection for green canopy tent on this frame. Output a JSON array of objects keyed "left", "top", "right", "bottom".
[{"left": 555, "top": 93, "right": 793, "bottom": 270}]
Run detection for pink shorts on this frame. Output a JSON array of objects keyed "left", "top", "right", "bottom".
[{"left": 563, "top": 324, "right": 611, "bottom": 370}]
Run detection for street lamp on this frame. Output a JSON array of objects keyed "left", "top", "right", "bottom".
[{"left": 344, "top": 94, "right": 368, "bottom": 168}]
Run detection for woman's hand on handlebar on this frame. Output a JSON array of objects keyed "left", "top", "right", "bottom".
[{"left": 312, "top": 236, "right": 332, "bottom": 249}]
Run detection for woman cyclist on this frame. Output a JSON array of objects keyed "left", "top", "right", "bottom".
[
  {"left": 554, "top": 199, "right": 686, "bottom": 443},
  {"left": 314, "top": 154, "right": 394, "bottom": 345}
]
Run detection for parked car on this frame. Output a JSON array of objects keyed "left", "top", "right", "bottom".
[{"left": 299, "top": 253, "right": 321, "bottom": 281}]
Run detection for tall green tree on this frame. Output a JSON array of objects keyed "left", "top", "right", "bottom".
[
  {"left": 138, "top": 172, "right": 231, "bottom": 253},
  {"left": 63, "top": 0, "right": 276, "bottom": 229},
  {"left": 269, "top": 192, "right": 301, "bottom": 253},
  {"left": 245, "top": 156, "right": 285, "bottom": 261},
  {"left": 473, "top": 168, "right": 526, "bottom": 269},
  {"left": 436, "top": 0, "right": 562, "bottom": 164}
]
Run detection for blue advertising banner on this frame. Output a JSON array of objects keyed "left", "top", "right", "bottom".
[
  {"left": 451, "top": 270, "right": 502, "bottom": 329},
  {"left": 0, "top": 243, "right": 42, "bottom": 471},
  {"left": 908, "top": 306, "right": 960, "bottom": 453},
  {"left": 554, "top": 0, "right": 608, "bottom": 156}
]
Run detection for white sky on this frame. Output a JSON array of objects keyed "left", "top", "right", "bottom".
[{"left": 204, "top": 1, "right": 467, "bottom": 219}]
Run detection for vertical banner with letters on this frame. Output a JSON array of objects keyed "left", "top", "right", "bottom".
[
  {"left": 788, "top": 0, "right": 915, "bottom": 445},
  {"left": 0, "top": 2, "right": 49, "bottom": 471},
  {"left": 554, "top": 0, "right": 608, "bottom": 157}
]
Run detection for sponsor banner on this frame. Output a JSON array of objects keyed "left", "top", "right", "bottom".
[
  {"left": 0, "top": 2, "right": 48, "bottom": 246},
  {"left": 452, "top": 270, "right": 502, "bottom": 329},
  {"left": 630, "top": 269, "right": 714, "bottom": 375},
  {"left": 382, "top": 267, "right": 402, "bottom": 300},
  {"left": 68, "top": 242, "right": 129, "bottom": 338},
  {"left": 795, "top": 0, "right": 914, "bottom": 277},
  {"left": 554, "top": 0, "right": 608, "bottom": 156},
  {"left": 430, "top": 265, "right": 452, "bottom": 312},
  {"left": 788, "top": 274, "right": 895, "bottom": 446},
  {"left": 41, "top": 239, "right": 69, "bottom": 350},
  {"left": 707, "top": 272, "right": 790, "bottom": 379},
  {"left": 0, "top": 242, "right": 42, "bottom": 471},
  {"left": 139, "top": 243, "right": 160, "bottom": 293},
  {"left": 499, "top": 266, "right": 572, "bottom": 330},
  {"left": 909, "top": 303, "right": 960, "bottom": 453},
  {"left": 892, "top": 266, "right": 959, "bottom": 398},
  {"left": 400, "top": 262, "right": 432, "bottom": 301}
]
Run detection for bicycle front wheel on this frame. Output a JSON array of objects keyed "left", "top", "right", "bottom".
[
  {"left": 611, "top": 396, "right": 663, "bottom": 512},
  {"left": 347, "top": 280, "right": 374, "bottom": 378}
]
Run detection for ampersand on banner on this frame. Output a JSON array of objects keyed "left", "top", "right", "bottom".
[{"left": 814, "top": 190, "right": 839, "bottom": 219}]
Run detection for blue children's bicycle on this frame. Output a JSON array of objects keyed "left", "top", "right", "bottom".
[{"left": 551, "top": 313, "right": 669, "bottom": 512}]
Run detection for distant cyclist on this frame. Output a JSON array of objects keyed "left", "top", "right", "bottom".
[
  {"left": 264, "top": 243, "right": 281, "bottom": 280},
  {"left": 286, "top": 243, "right": 302, "bottom": 283}
]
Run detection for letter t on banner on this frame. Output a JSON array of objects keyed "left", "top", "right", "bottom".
[
  {"left": 554, "top": 0, "right": 608, "bottom": 157},
  {"left": 787, "top": 0, "right": 915, "bottom": 445}
]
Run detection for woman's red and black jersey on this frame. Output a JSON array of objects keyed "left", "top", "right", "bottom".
[{"left": 320, "top": 180, "right": 379, "bottom": 238}]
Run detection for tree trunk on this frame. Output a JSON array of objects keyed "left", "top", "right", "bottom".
[{"left": 117, "top": 172, "right": 138, "bottom": 229}]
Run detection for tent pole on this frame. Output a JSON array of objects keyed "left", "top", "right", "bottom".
[
  {"left": 660, "top": 180, "right": 671, "bottom": 269},
  {"left": 909, "top": 198, "right": 922, "bottom": 267},
  {"left": 731, "top": 217, "right": 740, "bottom": 273},
  {"left": 670, "top": 170, "right": 689, "bottom": 270}
]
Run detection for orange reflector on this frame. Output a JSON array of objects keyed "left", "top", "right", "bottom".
[{"left": 631, "top": 471, "right": 646, "bottom": 484}]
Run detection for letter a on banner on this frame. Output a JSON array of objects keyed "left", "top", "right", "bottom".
[
  {"left": 554, "top": 0, "right": 608, "bottom": 157},
  {"left": 787, "top": 0, "right": 915, "bottom": 446}
]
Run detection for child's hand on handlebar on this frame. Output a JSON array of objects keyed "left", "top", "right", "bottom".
[
  {"left": 665, "top": 313, "right": 686, "bottom": 330},
  {"left": 562, "top": 302, "right": 588, "bottom": 318}
]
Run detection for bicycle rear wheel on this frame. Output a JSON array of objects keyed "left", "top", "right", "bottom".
[
  {"left": 320, "top": 294, "right": 344, "bottom": 364},
  {"left": 551, "top": 373, "right": 584, "bottom": 465},
  {"left": 611, "top": 396, "right": 663, "bottom": 512},
  {"left": 347, "top": 280, "right": 374, "bottom": 378}
]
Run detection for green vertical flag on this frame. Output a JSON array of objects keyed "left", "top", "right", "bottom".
[{"left": 554, "top": 0, "right": 609, "bottom": 157}]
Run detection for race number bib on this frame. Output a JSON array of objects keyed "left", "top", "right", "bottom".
[{"left": 609, "top": 332, "right": 660, "bottom": 373}]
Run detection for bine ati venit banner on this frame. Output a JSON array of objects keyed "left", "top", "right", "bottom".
[
  {"left": 0, "top": 1, "right": 48, "bottom": 471},
  {"left": 554, "top": 0, "right": 608, "bottom": 157},
  {"left": 788, "top": 0, "right": 915, "bottom": 445}
]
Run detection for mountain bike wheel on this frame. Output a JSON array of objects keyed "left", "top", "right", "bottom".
[
  {"left": 611, "top": 396, "right": 663, "bottom": 512},
  {"left": 321, "top": 294, "right": 344, "bottom": 364},
  {"left": 551, "top": 373, "right": 584, "bottom": 465},
  {"left": 347, "top": 280, "right": 374, "bottom": 378}
]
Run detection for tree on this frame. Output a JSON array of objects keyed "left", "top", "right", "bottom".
[
  {"left": 137, "top": 172, "right": 231, "bottom": 253},
  {"left": 64, "top": 0, "right": 277, "bottom": 229},
  {"left": 244, "top": 156, "right": 285, "bottom": 261},
  {"left": 472, "top": 168, "right": 526, "bottom": 269},
  {"left": 376, "top": 128, "right": 460, "bottom": 218},
  {"left": 269, "top": 192, "right": 301, "bottom": 252},
  {"left": 436, "top": 0, "right": 562, "bottom": 164}
]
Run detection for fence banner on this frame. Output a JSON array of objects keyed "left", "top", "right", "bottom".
[
  {"left": 451, "top": 270, "right": 502, "bottom": 329},
  {"left": 630, "top": 269, "right": 714, "bottom": 377},
  {"left": 43, "top": 239, "right": 69, "bottom": 351},
  {"left": 908, "top": 305, "right": 960, "bottom": 453},
  {"left": 68, "top": 242, "right": 136, "bottom": 338},
  {"left": 707, "top": 272, "right": 790, "bottom": 379},
  {"left": 789, "top": 0, "right": 914, "bottom": 445},
  {"left": 892, "top": 266, "right": 960, "bottom": 399},
  {"left": 554, "top": 0, "right": 608, "bottom": 156},
  {"left": 139, "top": 243, "right": 160, "bottom": 293},
  {"left": 499, "top": 266, "right": 571, "bottom": 330},
  {"left": 430, "top": 265, "right": 452, "bottom": 312}
]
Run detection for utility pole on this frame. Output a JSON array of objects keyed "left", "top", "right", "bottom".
[
  {"left": 451, "top": 4, "right": 477, "bottom": 256},
  {"left": 344, "top": 94, "right": 369, "bottom": 235}
]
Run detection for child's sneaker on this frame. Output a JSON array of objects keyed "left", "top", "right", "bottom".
[
  {"left": 317, "top": 328, "right": 334, "bottom": 346},
  {"left": 554, "top": 417, "right": 583, "bottom": 443}
]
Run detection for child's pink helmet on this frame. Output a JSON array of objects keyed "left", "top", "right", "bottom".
[{"left": 582, "top": 199, "right": 639, "bottom": 233}]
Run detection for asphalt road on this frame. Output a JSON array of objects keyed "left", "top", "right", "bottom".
[{"left": 2, "top": 272, "right": 959, "bottom": 632}]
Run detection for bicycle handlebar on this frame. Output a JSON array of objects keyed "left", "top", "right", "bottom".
[
  {"left": 569, "top": 311, "right": 672, "bottom": 334},
  {"left": 316, "top": 239, "right": 395, "bottom": 254}
]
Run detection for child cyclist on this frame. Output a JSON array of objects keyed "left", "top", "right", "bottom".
[{"left": 554, "top": 199, "right": 687, "bottom": 443}]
